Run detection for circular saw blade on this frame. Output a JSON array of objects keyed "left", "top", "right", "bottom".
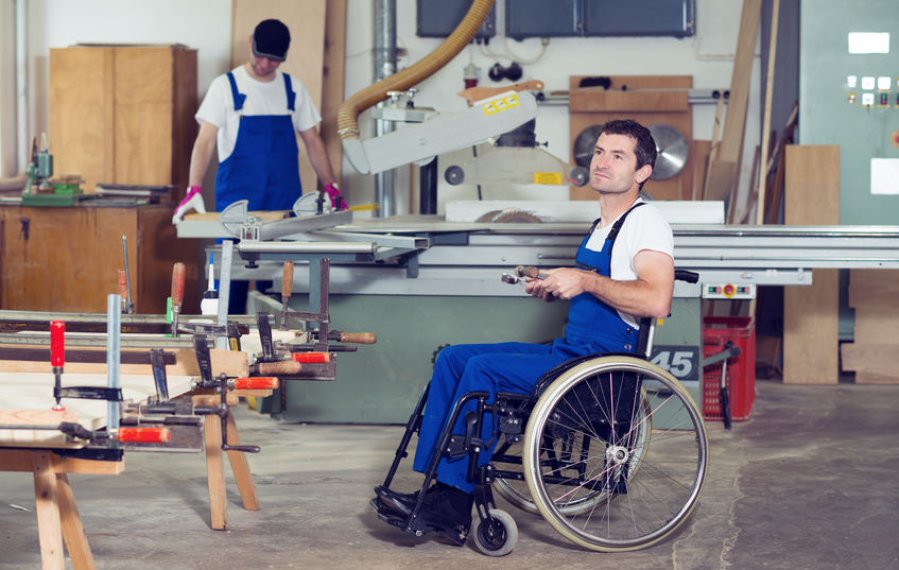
[
  {"left": 572, "top": 125, "right": 603, "bottom": 169},
  {"left": 648, "top": 124, "right": 689, "bottom": 180}
]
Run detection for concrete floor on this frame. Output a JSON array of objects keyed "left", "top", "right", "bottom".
[{"left": 2, "top": 380, "right": 899, "bottom": 570}]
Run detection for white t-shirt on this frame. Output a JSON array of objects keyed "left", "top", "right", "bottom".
[
  {"left": 195, "top": 66, "right": 321, "bottom": 162},
  {"left": 583, "top": 199, "right": 674, "bottom": 327}
]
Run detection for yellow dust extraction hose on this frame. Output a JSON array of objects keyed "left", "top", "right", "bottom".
[{"left": 337, "top": 0, "right": 494, "bottom": 141}]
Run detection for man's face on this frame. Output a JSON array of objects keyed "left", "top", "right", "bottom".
[
  {"left": 589, "top": 133, "right": 652, "bottom": 195},
  {"left": 249, "top": 53, "right": 281, "bottom": 78}
]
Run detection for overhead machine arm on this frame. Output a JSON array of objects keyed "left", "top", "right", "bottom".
[{"left": 337, "top": 0, "right": 537, "bottom": 175}]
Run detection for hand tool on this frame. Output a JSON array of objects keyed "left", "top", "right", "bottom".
[
  {"left": 121, "top": 234, "right": 135, "bottom": 313},
  {"left": 501, "top": 265, "right": 547, "bottom": 285},
  {"left": 170, "top": 262, "right": 186, "bottom": 337},
  {"left": 50, "top": 320, "right": 65, "bottom": 411},
  {"left": 280, "top": 261, "right": 294, "bottom": 330}
]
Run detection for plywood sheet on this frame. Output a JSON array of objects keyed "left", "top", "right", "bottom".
[
  {"left": 783, "top": 145, "right": 839, "bottom": 384},
  {"left": 114, "top": 48, "right": 174, "bottom": 185},
  {"left": 232, "top": 0, "right": 328, "bottom": 193},
  {"left": 321, "top": 0, "right": 347, "bottom": 182},
  {"left": 49, "top": 47, "right": 115, "bottom": 193},
  {"left": 851, "top": 306, "right": 899, "bottom": 344},
  {"left": 0, "top": 372, "right": 193, "bottom": 447},
  {"left": 848, "top": 269, "right": 899, "bottom": 308},
  {"left": 841, "top": 343, "right": 899, "bottom": 383}
]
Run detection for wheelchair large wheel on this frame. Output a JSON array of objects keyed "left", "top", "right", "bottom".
[
  {"left": 494, "top": 393, "right": 652, "bottom": 516},
  {"left": 523, "top": 355, "right": 708, "bottom": 552}
]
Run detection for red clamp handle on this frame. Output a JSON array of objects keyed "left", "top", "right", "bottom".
[
  {"left": 50, "top": 321, "right": 65, "bottom": 367},
  {"left": 234, "top": 377, "right": 280, "bottom": 390},
  {"left": 117, "top": 427, "right": 172, "bottom": 444},
  {"left": 292, "top": 352, "right": 332, "bottom": 364}
]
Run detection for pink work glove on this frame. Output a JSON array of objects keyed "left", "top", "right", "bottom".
[{"left": 323, "top": 182, "right": 348, "bottom": 211}]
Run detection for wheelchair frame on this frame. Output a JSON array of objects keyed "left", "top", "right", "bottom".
[{"left": 375, "top": 270, "right": 708, "bottom": 555}]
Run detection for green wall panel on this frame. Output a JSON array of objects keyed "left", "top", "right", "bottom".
[{"left": 800, "top": 0, "right": 899, "bottom": 224}]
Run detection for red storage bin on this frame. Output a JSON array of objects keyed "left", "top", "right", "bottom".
[{"left": 702, "top": 316, "right": 756, "bottom": 421}]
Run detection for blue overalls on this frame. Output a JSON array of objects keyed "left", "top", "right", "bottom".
[
  {"left": 413, "top": 203, "right": 645, "bottom": 492},
  {"left": 216, "top": 71, "right": 302, "bottom": 313},
  {"left": 215, "top": 71, "right": 302, "bottom": 212}
]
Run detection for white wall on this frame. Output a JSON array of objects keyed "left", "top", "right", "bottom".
[
  {"left": 14, "top": 0, "right": 759, "bottom": 214},
  {"left": 23, "top": 0, "right": 231, "bottom": 165}
]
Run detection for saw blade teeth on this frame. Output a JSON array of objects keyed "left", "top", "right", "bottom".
[{"left": 490, "top": 209, "right": 542, "bottom": 224}]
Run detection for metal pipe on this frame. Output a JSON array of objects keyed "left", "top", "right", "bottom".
[
  {"left": 16, "top": 0, "right": 28, "bottom": 173},
  {"left": 106, "top": 294, "right": 122, "bottom": 437},
  {"left": 373, "top": 0, "right": 397, "bottom": 217}
]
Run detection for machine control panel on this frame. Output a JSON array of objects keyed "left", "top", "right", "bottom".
[{"left": 702, "top": 282, "right": 756, "bottom": 300}]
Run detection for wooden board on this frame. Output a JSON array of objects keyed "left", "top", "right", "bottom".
[
  {"left": 49, "top": 46, "right": 196, "bottom": 199},
  {"left": 850, "top": 306, "right": 899, "bottom": 344},
  {"left": 568, "top": 75, "right": 693, "bottom": 202},
  {"left": 705, "top": 0, "right": 761, "bottom": 204},
  {"left": 0, "top": 372, "right": 194, "bottom": 447},
  {"left": 690, "top": 139, "right": 711, "bottom": 200},
  {"left": 49, "top": 47, "right": 115, "bottom": 193},
  {"left": 782, "top": 145, "right": 839, "bottom": 384},
  {"left": 848, "top": 269, "right": 899, "bottom": 308},
  {"left": 321, "top": 0, "right": 347, "bottom": 183},
  {"left": 232, "top": 0, "right": 328, "bottom": 193},
  {"left": 0, "top": 347, "right": 248, "bottom": 378},
  {"left": 841, "top": 343, "right": 899, "bottom": 383}
]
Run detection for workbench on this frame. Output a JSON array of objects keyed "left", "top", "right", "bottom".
[{"left": 0, "top": 203, "right": 200, "bottom": 314}]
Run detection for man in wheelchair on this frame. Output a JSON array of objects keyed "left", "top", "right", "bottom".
[{"left": 371, "top": 119, "right": 675, "bottom": 547}]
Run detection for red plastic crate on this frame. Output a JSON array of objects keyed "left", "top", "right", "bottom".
[{"left": 702, "top": 317, "right": 756, "bottom": 421}]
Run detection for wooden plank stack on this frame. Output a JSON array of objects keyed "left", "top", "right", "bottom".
[
  {"left": 782, "top": 145, "right": 840, "bottom": 384},
  {"left": 842, "top": 270, "right": 899, "bottom": 383}
]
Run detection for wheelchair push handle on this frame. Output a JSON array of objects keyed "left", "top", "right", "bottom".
[{"left": 674, "top": 269, "right": 699, "bottom": 283}]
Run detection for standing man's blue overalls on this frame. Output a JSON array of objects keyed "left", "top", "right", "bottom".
[
  {"left": 215, "top": 71, "right": 302, "bottom": 212},
  {"left": 413, "top": 203, "right": 646, "bottom": 492}
]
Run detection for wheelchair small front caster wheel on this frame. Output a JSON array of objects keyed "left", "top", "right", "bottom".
[{"left": 471, "top": 509, "right": 518, "bottom": 556}]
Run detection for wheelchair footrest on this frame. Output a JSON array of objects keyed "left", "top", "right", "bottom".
[{"left": 369, "top": 497, "right": 468, "bottom": 546}]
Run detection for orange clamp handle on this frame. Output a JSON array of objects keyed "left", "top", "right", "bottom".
[
  {"left": 50, "top": 321, "right": 65, "bottom": 367},
  {"left": 118, "top": 270, "right": 128, "bottom": 299},
  {"left": 234, "top": 377, "right": 280, "bottom": 390},
  {"left": 292, "top": 352, "right": 332, "bottom": 364},
  {"left": 336, "top": 331, "right": 377, "bottom": 344},
  {"left": 255, "top": 360, "right": 302, "bottom": 376},
  {"left": 281, "top": 261, "right": 295, "bottom": 300},
  {"left": 117, "top": 426, "right": 172, "bottom": 444},
  {"left": 171, "top": 262, "right": 186, "bottom": 307}
]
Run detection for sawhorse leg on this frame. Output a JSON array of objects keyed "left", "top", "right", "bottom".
[
  {"left": 200, "top": 396, "right": 262, "bottom": 530},
  {"left": 32, "top": 452, "right": 95, "bottom": 570}
]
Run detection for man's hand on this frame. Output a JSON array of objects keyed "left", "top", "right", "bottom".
[
  {"left": 323, "top": 182, "right": 348, "bottom": 211},
  {"left": 524, "top": 268, "right": 589, "bottom": 301}
]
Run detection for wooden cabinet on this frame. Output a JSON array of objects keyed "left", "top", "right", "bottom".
[
  {"left": 0, "top": 205, "right": 199, "bottom": 314},
  {"left": 49, "top": 45, "right": 197, "bottom": 202}
]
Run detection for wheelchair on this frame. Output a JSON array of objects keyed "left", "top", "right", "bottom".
[{"left": 373, "top": 270, "right": 708, "bottom": 556}]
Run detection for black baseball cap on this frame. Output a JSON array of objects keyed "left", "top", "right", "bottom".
[{"left": 253, "top": 19, "right": 290, "bottom": 62}]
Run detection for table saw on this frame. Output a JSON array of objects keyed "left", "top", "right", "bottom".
[{"left": 175, "top": 206, "right": 899, "bottom": 423}]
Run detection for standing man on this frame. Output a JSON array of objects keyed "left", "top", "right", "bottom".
[
  {"left": 373, "top": 119, "right": 675, "bottom": 544},
  {"left": 183, "top": 18, "right": 345, "bottom": 311}
]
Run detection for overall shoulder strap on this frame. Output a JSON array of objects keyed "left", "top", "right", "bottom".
[
  {"left": 282, "top": 73, "right": 297, "bottom": 112},
  {"left": 226, "top": 72, "right": 247, "bottom": 111},
  {"left": 605, "top": 201, "right": 646, "bottom": 248}
]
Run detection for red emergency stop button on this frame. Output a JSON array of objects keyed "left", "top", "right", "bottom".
[{"left": 723, "top": 284, "right": 736, "bottom": 297}]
